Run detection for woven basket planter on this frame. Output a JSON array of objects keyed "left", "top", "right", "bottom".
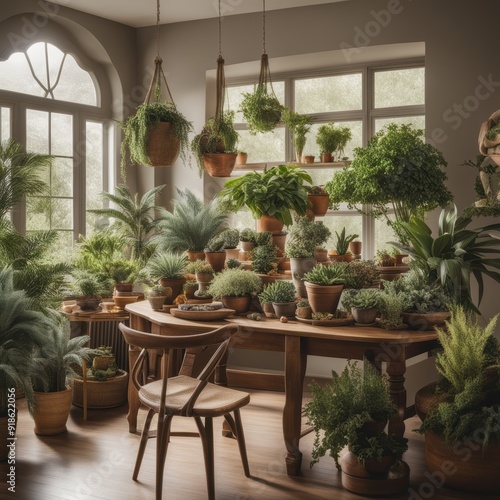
[
  {"left": 146, "top": 122, "right": 180, "bottom": 166},
  {"left": 72, "top": 370, "right": 128, "bottom": 409}
]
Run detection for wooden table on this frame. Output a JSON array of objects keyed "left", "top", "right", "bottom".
[{"left": 125, "top": 301, "right": 439, "bottom": 476}]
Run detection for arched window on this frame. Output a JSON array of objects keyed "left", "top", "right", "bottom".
[{"left": 0, "top": 41, "right": 112, "bottom": 259}]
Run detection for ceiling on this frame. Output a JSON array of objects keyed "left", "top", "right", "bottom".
[{"left": 58, "top": 0, "right": 348, "bottom": 28}]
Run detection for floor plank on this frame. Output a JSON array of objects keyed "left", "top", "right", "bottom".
[{"left": 0, "top": 389, "right": 491, "bottom": 500}]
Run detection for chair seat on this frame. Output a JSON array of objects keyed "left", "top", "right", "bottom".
[{"left": 139, "top": 375, "right": 250, "bottom": 417}]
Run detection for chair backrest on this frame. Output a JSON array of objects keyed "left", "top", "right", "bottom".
[{"left": 119, "top": 322, "right": 238, "bottom": 416}]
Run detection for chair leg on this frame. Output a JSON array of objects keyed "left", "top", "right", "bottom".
[
  {"left": 133, "top": 408, "right": 155, "bottom": 480},
  {"left": 224, "top": 409, "right": 250, "bottom": 477},
  {"left": 195, "top": 416, "right": 215, "bottom": 500},
  {"left": 155, "top": 414, "right": 173, "bottom": 500}
]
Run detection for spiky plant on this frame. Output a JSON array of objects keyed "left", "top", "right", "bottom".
[
  {"left": 158, "top": 188, "right": 228, "bottom": 252},
  {"left": 31, "top": 318, "right": 91, "bottom": 393},
  {"left": 0, "top": 267, "right": 52, "bottom": 414},
  {"left": 87, "top": 184, "right": 164, "bottom": 265},
  {"left": 0, "top": 138, "right": 51, "bottom": 221},
  {"left": 147, "top": 251, "right": 188, "bottom": 280}
]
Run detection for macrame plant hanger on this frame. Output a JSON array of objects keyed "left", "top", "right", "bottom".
[
  {"left": 214, "top": 0, "right": 226, "bottom": 128},
  {"left": 143, "top": 0, "right": 179, "bottom": 166},
  {"left": 259, "top": 0, "right": 277, "bottom": 99}
]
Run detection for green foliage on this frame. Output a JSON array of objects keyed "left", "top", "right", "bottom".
[
  {"left": 315, "top": 122, "right": 352, "bottom": 156},
  {"left": 240, "top": 86, "right": 283, "bottom": 135},
  {"left": 374, "top": 249, "right": 395, "bottom": 267},
  {"left": 185, "top": 259, "right": 214, "bottom": 275},
  {"left": 147, "top": 251, "right": 188, "bottom": 280},
  {"left": 218, "top": 165, "right": 312, "bottom": 227},
  {"left": 251, "top": 244, "right": 278, "bottom": 274},
  {"left": 343, "top": 260, "right": 379, "bottom": 289},
  {"left": 303, "top": 262, "right": 347, "bottom": 285},
  {"left": 334, "top": 227, "right": 359, "bottom": 255},
  {"left": 285, "top": 218, "right": 331, "bottom": 258},
  {"left": 259, "top": 280, "right": 296, "bottom": 304},
  {"left": 392, "top": 203, "right": 500, "bottom": 314},
  {"left": 225, "top": 258, "right": 242, "bottom": 269},
  {"left": 378, "top": 292, "right": 404, "bottom": 329},
  {"left": 119, "top": 100, "right": 193, "bottom": 178},
  {"left": 158, "top": 188, "right": 228, "bottom": 252},
  {"left": 349, "top": 433, "right": 408, "bottom": 467},
  {"left": 222, "top": 228, "right": 239, "bottom": 249},
  {"left": 0, "top": 267, "right": 52, "bottom": 414},
  {"left": 254, "top": 231, "right": 272, "bottom": 247},
  {"left": 208, "top": 268, "right": 262, "bottom": 299},
  {"left": 145, "top": 283, "right": 169, "bottom": 297},
  {"left": 239, "top": 228, "right": 257, "bottom": 243},
  {"left": 487, "top": 124, "right": 500, "bottom": 140},
  {"left": 296, "top": 299, "right": 310, "bottom": 308},
  {"left": 303, "top": 361, "right": 396, "bottom": 468},
  {"left": 282, "top": 108, "right": 313, "bottom": 158},
  {"left": 191, "top": 112, "right": 239, "bottom": 176},
  {"left": 204, "top": 235, "right": 225, "bottom": 252},
  {"left": 325, "top": 124, "right": 452, "bottom": 242},
  {"left": 347, "top": 288, "right": 381, "bottom": 309},
  {"left": 70, "top": 270, "right": 108, "bottom": 298},
  {"left": 87, "top": 184, "right": 164, "bottom": 265}
]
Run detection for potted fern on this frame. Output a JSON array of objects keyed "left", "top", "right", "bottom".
[{"left": 146, "top": 251, "right": 188, "bottom": 304}]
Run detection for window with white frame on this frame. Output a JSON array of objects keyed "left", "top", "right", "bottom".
[
  {"left": 0, "top": 41, "right": 111, "bottom": 260},
  {"left": 225, "top": 61, "right": 425, "bottom": 257}
]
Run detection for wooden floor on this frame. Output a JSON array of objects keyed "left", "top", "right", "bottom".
[{"left": 0, "top": 389, "right": 491, "bottom": 500}]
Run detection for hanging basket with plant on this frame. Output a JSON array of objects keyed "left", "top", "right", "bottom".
[
  {"left": 119, "top": 1, "right": 192, "bottom": 179},
  {"left": 191, "top": 3, "right": 239, "bottom": 178},
  {"left": 239, "top": 1, "right": 283, "bottom": 135}
]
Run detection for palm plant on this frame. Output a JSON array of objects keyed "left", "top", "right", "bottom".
[
  {"left": 392, "top": 203, "right": 500, "bottom": 313},
  {"left": 158, "top": 188, "right": 228, "bottom": 252},
  {"left": 0, "top": 267, "right": 52, "bottom": 414},
  {"left": 147, "top": 251, "right": 188, "bottom": 280},
  {"left": 87, "top": 184, "right": 164, "bottom": 265}
]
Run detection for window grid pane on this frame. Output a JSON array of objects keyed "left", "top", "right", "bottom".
[{"left": 374, "top": 67, "right": 425, "bottom": 109}]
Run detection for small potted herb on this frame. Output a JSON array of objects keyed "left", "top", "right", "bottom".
[
  {"left": 296, "top": 299, "right": 312, "bottom": 319},
  {"left": 260, "top": 280, "right": 297, "bottom": 318},
  {"left": 330, "top": 227, "right": 358, "bottom": 262},
  {"left": 342, "top": 288, "right": 381, "bottom": 325},
  {"left": 315, "top": 122, "right": 352, "bottom": 163}
]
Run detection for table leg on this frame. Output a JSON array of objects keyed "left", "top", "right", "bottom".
[
  {"left": 386, "top": 348, "right": 406, "bottom": 437},
  {"left": 127, "top": 344, "right": 140, "bottom": 434},
  {"left": 283, "top": 335, "right": 306, "bottom": 476}
]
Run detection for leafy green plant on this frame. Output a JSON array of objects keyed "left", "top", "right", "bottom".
[
  {"left": 239, "top": 228, "right": 257, "bottom": 243},
  {"left": 145, "top": 283, "right": 170, "bottom": 297},
  {"left": 325, "top": 124, "right": 453, "bottom": 242},
  {"left": 70, "top": 270, "right": 108, "bottom": 298},
  {"left": 226, "top": 258, "right": 242, "bottom": 269},
  {"left": 417, "top": 308, "right": 500, "bottom": 449},
  {"left": 254, "top": 231, "right": 272, "bottom": 247},
  {"left": 392, "top": 203, "right": 500, "bottom": 314},
  {"left": 87, "top": 184, "right": 164, "bottom": 265},
  {"left": 186, "top": 259, "right": 214, "bottom": 275},
  {"left": 334, "top": 227, "right": 359, "bottom": 255},
  {"left": 207, "top": 268, "right": 262, "bottom": 298},
  {"left": 251, "top": 244, "right": 278, "bottom": 274},
  {"left": 218, "top": 165, "right": 312, "bottom": 227},
  {"left": 296, "top": 299, "right": 310, "bottom": 308},
  {"left": 222, "top": 228, "right": 240, "bottom": 249},
  {"left": 204, "top": 235, "right": 225, "bottom": 252},
  {"left": 349, "top": 433, "right": 408, "bottom": 467},
  {"left": 119, "top": 100, "right": 193, "bottom": 178},
  {"left": 374, "top": 249, "right": 396, "bottom": 267},
  {"left": 147, "top": 251, "right": 188, "bottom": 280},
  {"left": 285, "top": 218, "right": 331, "bottom": 258},
  {"left": 316, "top": 122, "right": 352, "bottom": 156},
  {"left": 191, "top": 112, "right": 239, "bottom": 176},
  {"left": 348, "top": 288, "right": 381, "bottom": 309},
  {"left": 259, "top": 280, "right": 296, "bottom": 303},
  {"left": 303, "top": 262, "right": 347, "bottom": 285},
  {"left": 343, "top": 259, "right": 379, "bottom": 289},
  {"left": 158, "top": 188, "right": 228, "bottom": 252},
  {"left": 378, "top": 292, "right": 404, "bottom": 329},
  {"left": 303, "top": 361, "right": 396, "bottom": 468},
  {"left": 282, "top": 108, "right": 313, "bottom": 160},
  {"left": 240, "top": 87, "right": 283, "bottom": 135}
]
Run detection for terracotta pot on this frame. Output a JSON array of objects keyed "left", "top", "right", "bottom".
[
  {"left": 376, "top": 265, "right": 409, "bottom": 282},
  {"left": 221, "top": 295, "right": 252, "bottom": 315},
  {"left": 183, "top": 284, "right": 199, "bottom": 299},
  {"left": 271, "top": 232, "right": 287, "bottom": 253},
  {"left": 351, "top": 307, "right": 378, "bottom": 325},
  {"left": 75, "top": 296, "right": 102, "bottom": 311},
  {"left": 401, "top": 311, "right": 451, "bottom": 331},
  {"left": 425, "top": 430, "right": 500, "bottom": 493},
  {"left": 296, "top": 305, "right": 312, "bottom": 319},
  {"left": 204, "top": 251, "right": 226, "bottom": 273},
  {"left": 159, "top": 277, "right": 186, "bottom": 304},
  {"left": 329, "top": 253, "right": 354, "bottom": 263},
  {"left": 225, "top": 248, "right": 240, "bottom": 261},
  {"left": 146, "top": 121, "right": 180, "bottom": 166},
  {"left": 257, "top": 214, "right": 284, "bottom": 234},
  {"left": 148, "top": 295, "right": 167, "bottom": 310},
  {"left": 202, "top": 153, "right": 237, "bottom": 177},
  {"left": 240, "top": 241, "right": 254, "bottom": 252},
  {"left": 349, "top": 241, "right": 362, "bottom": 255},
  {"left": 278, "top": 258, "right": 291, "bottom": 271},
  {"left": 321, "top": 152, "right": 333, "bottom": 163},
  {"left": 93, "top": 355, "right": 115, "bottom": 371},
  {"left": 257, "top": 273, "right": 282, "bottom": 285},
  {"left": 236, "top": 152, "right": 248, "bottom": 165},
  {"left": 33, "top": 387, "right": 73, "bottom": 435},
  {"left": 186, "top": 250, "right": 206, "bottom": 262},
  {"left": 314, "top": 248, "right": 329, "bottom": 263},
  {"left": 307, "top": 194, "right": 330, "bottom": 216},
  {"left": 304, "top": 155, "right": 315, "bottom": 164},
  {"left": 394, "top": 254, "right": 408, "bottom": 266},
  {"left": 290, "top": 257, "right": 317, "bottom": 298},
  {"left": 114, "top": 283, "right": 133, "bottom": 293},
  {"left": 261, "top": 302, "right": 275, "bottom": 318},
  {"left": 272, "top": 301, "right": 297, "bottom": 318},
  {"left": 414, "top": 381, "right": 448, "bottom": 421},
  {"left": 304, "top": 282, "right": 344, "bottom": 314}
]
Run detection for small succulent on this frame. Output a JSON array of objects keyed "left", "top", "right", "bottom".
[{"left": 303, "top": 263, "right": 347, "bottom": 286}]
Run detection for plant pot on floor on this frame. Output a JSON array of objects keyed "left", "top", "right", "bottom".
[
  {"left": 202, "top": 153, "right": 237, "bottom": 177},
  {"left": 304, "top": 282, "right": 344, "bottom": 314},
  {"left": 33, "top": 387, "right": 73, "bottom": 435}
]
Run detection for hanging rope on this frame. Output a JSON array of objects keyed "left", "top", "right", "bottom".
[
  {"left": 214, "top": 0, "right": 226, "bottom": 123},
  {"left": 262, "top": 0, "right": 266, "bottom": 54},
  {"left": 144, "top": 0, "right": 175, "bottom": 106},
  {"left": 258, "top": 0, "right": 275, "bottom": 95}
]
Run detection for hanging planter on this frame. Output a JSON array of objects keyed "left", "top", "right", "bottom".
[
  {"left": 191, "top": 4, "right": 239, "bottom": 178},
  {"left": 240, "top": 1, "right": 283, "bottom": 135},
  {"left": 119, "top": 2, "right": 192, "bottom": 179}
]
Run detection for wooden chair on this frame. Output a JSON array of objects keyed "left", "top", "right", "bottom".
[{"left": 119, "top": 323, "right": 250, "bottom": 500}]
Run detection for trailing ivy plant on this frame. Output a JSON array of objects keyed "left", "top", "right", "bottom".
[
  {"left": 325, "top": 123, "right": 453, "bottom": 243},
  {"left": 240, "top": 86, "right": 283, "bottom": 135},
  {"left": 120, "top": 98, "right": 193, "bottom": 179}
]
